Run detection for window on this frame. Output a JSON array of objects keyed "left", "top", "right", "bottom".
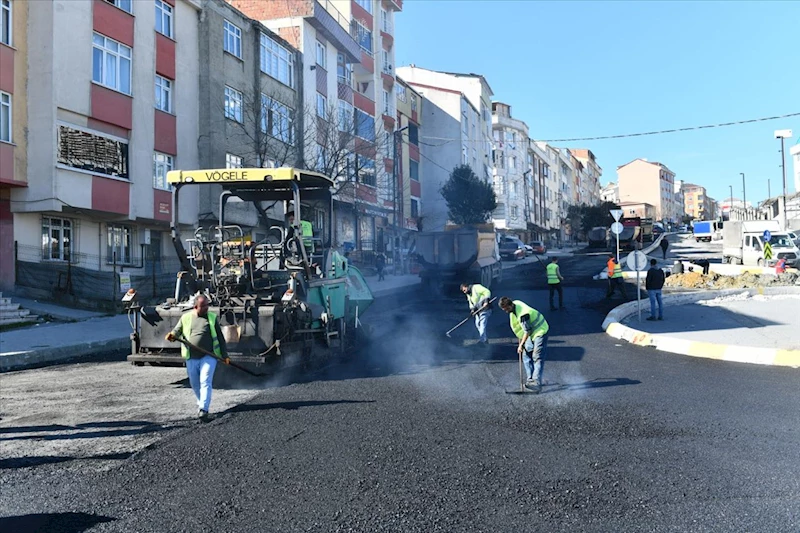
[
  {"left": 261, "top": 94, "right": 294, "bottom": 145},
  {"left": 224, "top": 86, "right": 242, "bottom": 122},
  {"left": 509, "top": 156, "right": 516, "bottom": 170},
  {"left": 155, "top": 0, "right": 173, "bottom": 38},
  {"left": 511, "top": 206, "right": 518, "bottom": 219},
  {"left": 226, "top": 153, "right": 243, "bottom": 169},
  {"left": 153, "top": 152, "right": 173, "bottom": 190},
  {"left": 0, "top": 91, "right": 10, "bottom": 143},
  {"left": 383, "top": 89, "right": 391, "bottom": 115},
  {"left": 357, "top": 156, "right": 375, "bottom": 186},
  {"left": 337, "top": 100, "right": 354, "bottom": 133},
  {"left": 57, "top": 125, "right": 129, "bottom": 179},
  {"left": 316, "top": 93, "right": 327, "bottom": 119},
  {"left": 409, "top": 160, "right": 419, "bottom": 182},
  {"left": 410, "top": 199, "right": 419, "bottom": 218},
  {"left": 410, "top": 94, "right": 417, "bottom": 112},
  {"left": 352, "top": 21, "right": 372, "bottom": 55},
  {"left": 395, "top": 83, "right": 407, "bottom": 102},
  {"left": 337, "top": 53, "right": 353, "bottom": 87},
  {"left": 261, "top": 33, "right": 295, "bottom": 88},
  {"left": 42, "top": 217, "right": 73, "bottom": 262},
  {"left": 381, "top": 9, "right": 390, "bottom": 33},
  {"left": 108, "top": 224, "right": 133, "bottom": 265},
  {"left": 462, "top": 146, "right": 468, "bottom": 164},
  {"left": 315, "top": 143, "right": 327, "bottom": 170},
  {"left": 355, "top": 0, "right": 372, "bottom": 14},
  {"left": 154, "top": 75, "right": 172, "bottom": 113},
  {"left": 92, "top": 33, "right": 132, "bottom": 95},
  {"left": 382, "top": 49, "right": 390, "bottom": 73},
  {"left": 355, "top": 109, "right": 375, "bottom": 141},
  {"left": 104, "top": 0, "right": 132, "bottom": 14},
  {"left": 1, "top": 0, "right": 11, "bottom": 46},
  {"left": 511, "top": 181, "right": 518, "bottom": 198},
  {"left": 223, "top": 20, "right": 242, "bottom": 58},
  {"left": 316, "top": 40, "right": 326, "bottom": 69},
  {"left": 407, "top": 124, "right": 418, "bottom": 145}
]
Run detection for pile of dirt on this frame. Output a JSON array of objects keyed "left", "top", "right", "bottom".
[{"left": 665, "top": 271, "right": 799, "bottom": 290}]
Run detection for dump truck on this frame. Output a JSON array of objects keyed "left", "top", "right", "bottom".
[
  {"left": 722, "top": 220, "right": 799, "bottom": 267},
  {"left": 126, "top": 167, "right": 373, "bottom": 370},
  {"left": 415, "top": 224, "right": 502, "bottom": 290}
]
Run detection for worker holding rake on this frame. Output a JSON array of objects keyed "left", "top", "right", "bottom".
[
  {"left": 499, "top": 296, "right": 549, "bottom": 393},
  {"left": 460, "top": 282, "right": 493, "bottom": 346}
]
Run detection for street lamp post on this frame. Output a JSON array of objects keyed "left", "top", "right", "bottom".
[
  {"left": 728, "top": 185, "right": 733, "bottom": 220},
  {"left": 775, "top": 129, "right": 793, "bottom": 230},
  {"left": 740, "top": 173, "right": 746, "bottom": 218}
]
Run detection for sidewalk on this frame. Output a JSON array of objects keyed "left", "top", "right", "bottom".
[{"left": 603, "top": 287, "right": 800, "bottom": 367}]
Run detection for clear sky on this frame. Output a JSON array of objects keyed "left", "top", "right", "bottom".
[{"left": 394, "top": 0, "right": 800, "bottom": 205}]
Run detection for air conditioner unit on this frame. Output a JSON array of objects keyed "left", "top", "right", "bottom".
[{"left": 388, "top": 64, "right": 393, "bottom": 71}]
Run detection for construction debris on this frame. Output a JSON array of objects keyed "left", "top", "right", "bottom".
[{"left": 664, "top": 271, "right": 800, "bottom": 290}]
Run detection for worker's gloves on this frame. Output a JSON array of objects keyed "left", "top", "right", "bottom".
[
  {"left": 165, "top": 333, "right": 176, "bottom": 342},
  {"left": 470, "top": 307, "right": 478, "bottom": 314}
]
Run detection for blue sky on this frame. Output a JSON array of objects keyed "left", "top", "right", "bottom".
[{"left": 394, "top": 0, "right": 800, "bottom": 205}]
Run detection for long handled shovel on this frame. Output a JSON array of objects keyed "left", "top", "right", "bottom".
[
  {"left": 174, "top": 336, "right": 265, "bottom": 377},
  {"left": 445, "top": 297, "right": 497, "bottom": 338},
  {"left": 505, "top": 347, "right": 537, "bottom": 395}
]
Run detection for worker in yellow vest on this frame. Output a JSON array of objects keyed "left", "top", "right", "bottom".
[
  {"left": 546, "top": 256, "right": 565, "bottom": 311},
  {"left": 499, "top": 296, "right": 549, "bottom": 392},
  {"left": 165, "top": 295, "right": 229, "bottom": 420},
  {"left": 605, "top": 256, "right": 628, "bottom": 300},
  {"left": 460, "top": 282, "right": 492, "bottom": 345}
]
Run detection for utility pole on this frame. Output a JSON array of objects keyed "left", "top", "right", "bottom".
[
  {"left": 740, "top": 172, "right": 746, "bottom": 219},
  {"left": 775, "top": 129, "right": 792, "bottom": 230},
  {"left": 392, "top": 125, "right": 409, "bottom": 275},
  {"left": 728, "top": 184, "right": 733, "bottom": 220}
]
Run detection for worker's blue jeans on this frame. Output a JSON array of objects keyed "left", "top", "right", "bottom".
[
  {"left": 474, "top": 310, "right": 491, "bottom": 343},
  {"left": 522, "top": 334, "right": 548, "bottom": 382},
  {"left": 186, "top": 355, "right": 218, "bottom": 412},
  {"left": 649, "top": 289, "right": 663, "bottom": 319}
]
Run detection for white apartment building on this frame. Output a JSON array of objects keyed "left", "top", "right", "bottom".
[
  {"left": 601, "top": 182, "right": 619, "bottom": 203},
  {"left": 491, "top": 102, "right": 528, "bottom": 233},
  {"left": 570, "top": 149, "right": 602, "bottom": 205},
  {"left": 12, "top": 0, "right": 201, "bottom": 302}
]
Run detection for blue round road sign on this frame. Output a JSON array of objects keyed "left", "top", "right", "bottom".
[{"left": 763, "top": 230, "right": 771, "bottom": 242}]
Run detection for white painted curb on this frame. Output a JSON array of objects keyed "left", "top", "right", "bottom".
[{"left": 602, "top": 287, "right": 800, "bottom": 368}]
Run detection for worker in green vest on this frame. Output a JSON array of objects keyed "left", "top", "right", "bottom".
[
  {"left": 546, "top": 256, "right": 565, "bottom": 311},
  {"left": 605, "top": 257, "right": 628, "bottom": 300},
  {"left": 287, "top": 210, "right": 314, "bottom": 255},
  {"left": 165, "top": 295, "right": 229, "bottom": 420},
  {"left": 499, "top": 296, "right": 549, "bottom": 392},
  {"left": 460, "top": 282, "right": 492, "bottom": 345}
]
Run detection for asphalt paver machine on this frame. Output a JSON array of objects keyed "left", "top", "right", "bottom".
[{"left": 127, "top": 167, "right": 373, "bottom": 369}]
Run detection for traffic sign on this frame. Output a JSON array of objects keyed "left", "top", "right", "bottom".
[
  {"left": 763, "top": 230, "right": 771, "bottom": 242},
  {"left": 626, "top": 250, "right": 648, "bottom": 272},
  {"left": 764, "top": 242, "right": 773, "bottom": 260},
  {"left": 610, "top": 222, "right": 624, "bottom": 235},
  {"left": 610, "top": 209, "right": 623, "bottom": 222}
]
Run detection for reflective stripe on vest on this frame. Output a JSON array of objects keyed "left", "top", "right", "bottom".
[
  {"left": 546, "top": 263, "right": 560, "bottom": 284},
  {"left": 179, "top": 311, "right": 221, "bottom": 360},
  {"left": 467, "top": 283, "right": 491, "bottom": 307},
  {"left": 612, "top": 263, "right": 623, "bottom": 278},
  {"left": 509, "top": 300, "right": 549, "bottom": 339}
]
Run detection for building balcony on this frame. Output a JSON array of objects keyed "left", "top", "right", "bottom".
[
  {"left": 383, "top": 0, "right": 403, "bottom": 12},
  {"left": 311, "top": 0, "right": 362, "bottom": 62}
]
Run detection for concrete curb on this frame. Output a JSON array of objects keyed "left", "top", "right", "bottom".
[
  {"left": 602, "top": 287, "right": 800, "bottom": 368},
  {"left": 0, "top": 337, "right": 130, "bottom": 372}
]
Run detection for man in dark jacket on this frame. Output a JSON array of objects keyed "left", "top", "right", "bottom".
[
  {"left": 645, "top": 259, "right": 665, "bottom": 321},
  {"left": 659, "top": 237, "right": 669, "bottom": 259}
]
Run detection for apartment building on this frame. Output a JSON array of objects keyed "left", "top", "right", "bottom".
[
  {"left": 600, "top": 182, "right": 619, "bottom": 203},
  {"left": 491, "top": 102, "right": 528, "bottom": 234},
  {"left": 394, "top": 76, "right": 422, "bottom": 232},
  {"left": 10, "top": 0, "right": 202, "bottom": 299},
  {"left": 229, "top": 0, "right": 402, "bottom": 253},
  {"left": 197, "top": 0, "right": 302, "bottom": 238},
  {"left": 682, "top": 183, "right": 709, "bottom": 220},
  {"left": 617, "top": 158, "right": 677, "bottom": 223},
  {"left": 0, "top": 0, "right": 27, "bottom": 290},
  {"left": 570, "top": 149, "right": 602, "bottom": 205}
]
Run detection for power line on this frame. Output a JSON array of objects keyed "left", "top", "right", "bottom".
[{"left": 418, "top": 112, "right": 800, "bottom": 144}]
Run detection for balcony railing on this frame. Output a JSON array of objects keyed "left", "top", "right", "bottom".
[{"left": 317, "top": 0, "right": 350, "bottom": 33}]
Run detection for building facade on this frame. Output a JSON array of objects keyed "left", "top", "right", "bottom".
[
  {"left": 491, "top": 102, "right": 528, "bottom": 234},
  {"left": 682, "top": 183, "right": 709, "bottom": 220},
  {"left": 617, "top": 158, "right": 677, "bottom": 224},
  {"left": 600, "top": 182, "right": 619, "bottom": 203},
  {"left": 394, "top": 76, "right": 422, "bottom": 233},
  {"left": 791, "top": 138, "right": 800, "bottom": 194},
  {"left": 10, "top": 0, "right": 202, "bottom": 299},
  {"left": 570, "top": 149, "right": 602, "bottom": 206}
]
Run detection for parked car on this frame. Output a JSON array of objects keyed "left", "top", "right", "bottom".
[
  {"left": 528, "top": 241, "right": 547, "bottom": 254},
  {"left": 523, "top": 244, "right": 534, "bottom": 255},
  {"left": 500, "top": 237, "right": 526, "bottom": 261}
]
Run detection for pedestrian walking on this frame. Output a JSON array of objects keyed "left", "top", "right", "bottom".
[
  {"left": 546, "top": 256, "right": 565, "bottom": 310},
  {"left": 499, "top": 296, "right": 549, "bottom": 392},
  {"left": 605, "top": 256, "right": 628, "bottom": 300},
  {"left": 645, "top": 259, "right": 665, "bottom": 321},
  {"left": 660, "top": 237, "right": 669, "bottom": 259},
  {"left": 375, "top": 252, "right": 386, "bottom": 281},
  {"left": 460, "top": 282, "right": 492, "bottom": 345},
  {"left": 165, "top": 295, "right": 229, "bottom": 420}
]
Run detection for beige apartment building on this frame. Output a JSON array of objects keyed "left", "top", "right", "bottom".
[
  {"left": 682, "top": 183, "right": 709, "bottom": 220},
  {"left": 617, "top": 158, "right": 678, "bottom": 223}
]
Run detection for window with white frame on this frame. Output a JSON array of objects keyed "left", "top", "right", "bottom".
[
  {"left": 511, "top": 181, "right": 518, "bottom": 198},
  {"left": 337, "top": 100, "right": 354, "bottom": 133},
  {"left": 224, "top": 86, "right": 242, "bottom": 122},
  {"left": 1, "top": 0, "right": 11, "bottom": 46},
  {"left": 355, "top": 109, "right": 374, "bottom": 141},
  {"left": 261, "top": 33, "right": 295, "bottom": 88},
  {"left": 395, "top": 83, "right": 406, "bottom": 102},
  {"left": 383, "top": 89, "right": 391, "bottom": 115},
  {"left": 42, "top": 217, "right": 73, "bottom": 262},
  {"left": 223, "top": 19, "right": 242, "bottom": 58},
  {"left": 316, "top": 143, "right": 327, "bottom": 170},
  {"left": 381, "top": 8, "right": 390, "bottom": 33},
  {"left": 154, "top": 75, "right": 172, "bottom": 113},
  {"left": 104, "top": 0, "right": 132, "bottom": 14},
  {"left": 511, "top": 206, "right": 518, "bottom": 219},
  {"left": 0, "top": 91, "right": 10, "bottom": 143},
  {"left": 107, "top": 224, "right": 133, "bottom": 265},
  {"left": 409, "top": 160, "right": 419, "bottom": 182},
  {"left": 226, "top": 153, "right": 243, "bottom": 169},
  {"left": 410, "top": 198, "right": 419, "bottom": 218},
  {"left": 155, "top": 0, "right": 173, "bottom": 38},
  {"left": 410, "top": 94, "right": 417, "bottom": 112},
  {"left": 153, "top": 152, "right": 173, "bottom": 190},
  {"left": 92, "top": 33, "right": 132, "bottom": 95},
  {"left": 316, "top": 40, "right": 327, "bottom": 69},
  {"left": 316, "top": 93, "right": 327, "bottom": 119},
  {"left": 352, "top": 21, "right": 372, "bottom": 55},
  {"left": 261, "top": 94, "right": 294, "bottom": 145},
  {"left": 355, "top": 0, "right": 372, "bottom": 14},
  {"left": 382, "top": 49, "right": 390, "bottom": 73},
  {"left": 509, "top": 155, "right": 516, "bottom": 170}
]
